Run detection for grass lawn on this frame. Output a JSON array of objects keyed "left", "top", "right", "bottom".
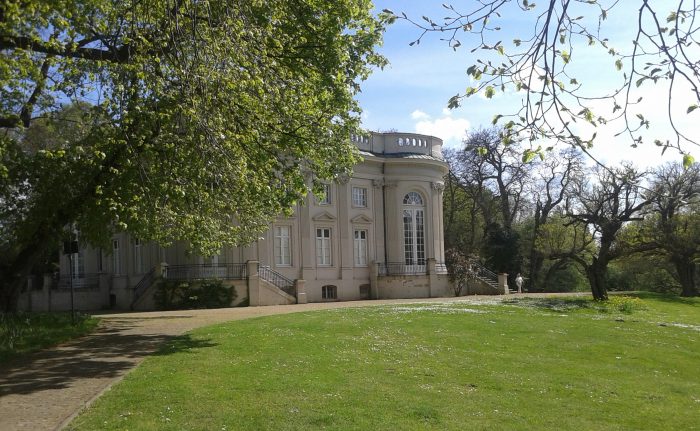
[
  {"left": 69, "top": 293, "right": 699, "bottom": 430},
  {"left": 0, "top": 312, "right": 99, "bottom": 363}
]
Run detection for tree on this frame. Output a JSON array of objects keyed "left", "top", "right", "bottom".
[
  {"left": 535, "top": 213, "right": 596, "bottom": 290},
  {"left": 524, "top": 148, "right": 583, "bottom": 290},
  {"left": 566, "top": 164, "right": 650, "bottom": 299},
  {"left": 0, "top": 0, "right": 385, "bottom": 311},
  {"left": 451, "top": 128, "right": 532, "bottom": 276},
  {"left": 638, "top": 162, "right": 700, "bottom": 296},
  {"left": 445, "top": 248, "right": 476, "bottom": 296},
  {"left": 382, "top": 2, "right": 699, "bottom": 164}
]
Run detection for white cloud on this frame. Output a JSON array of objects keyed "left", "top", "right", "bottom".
[
  {"left": 413, "top": 111, "right": 471, "bottom": 148},
  {"left": 411, "top": 109, "right": 431, "bottom": 120}
]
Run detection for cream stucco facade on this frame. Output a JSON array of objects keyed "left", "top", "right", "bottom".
[{"left": 26, "top": 131, "right": 457, "bottom": 311}]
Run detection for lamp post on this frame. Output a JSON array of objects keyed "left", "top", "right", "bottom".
[{"left": 63, "top": 239, "right": 79, "bottom": 325}]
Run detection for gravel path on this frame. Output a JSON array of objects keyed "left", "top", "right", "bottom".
[{"left": 0, "top": 294, "right": 574, "bottom": 430}]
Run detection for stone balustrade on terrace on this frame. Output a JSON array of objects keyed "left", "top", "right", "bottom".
[{"left": 350, "top": 131, "right": 443, "bottom": 159}]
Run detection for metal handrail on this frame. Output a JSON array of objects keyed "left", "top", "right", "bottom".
[
  {"left": 468, "top": 260, "right": 499, "bottom": 287},
  {"left": 131, "top": 267, "right": 157, "bottom": 306},
  {"left": 259, "top": 265, "right": 296, "bottom": 297},
  {"left": 165, "top": 263, "right": 247, "bottom": 281},
  {"left": 378, "top": 262, "right": 427, "bottom": 276}
]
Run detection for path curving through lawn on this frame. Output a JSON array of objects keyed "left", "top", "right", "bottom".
[{"left": 1, "top": 295, "right": 564, "bottom": 431}]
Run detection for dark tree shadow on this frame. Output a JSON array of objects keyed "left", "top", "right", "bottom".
[
  {"left": 0, "top": 318, "right": 217, "bottom": 397},
  {"left": 627, "top": 291, "right": 699, "bottom": 306},
  {"left": 502, "top": 297, "right": 594, "bottom": 312}
]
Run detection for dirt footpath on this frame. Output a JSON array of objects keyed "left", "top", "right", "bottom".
[{"left": 0, "top": 294, "right": 569, "bottom": 430}]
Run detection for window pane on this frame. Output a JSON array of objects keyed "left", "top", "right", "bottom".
[
  {"left": 275, "top": 226, "right": 291, "bottom": 265},
  {"left": 352, "top": 187, "right": 367, "bottom": 207},
  {"left": 416, "top": 209, "right": 425, "bottom": 265},
  {"left": 354, "top": 229, "right": 367, "bottom": 266},
  {"left": 403, "top": 210, "right": 414, "bottom": 264},
  {"left": 316, "top": 228, "right": 331, "bottom": 265}
]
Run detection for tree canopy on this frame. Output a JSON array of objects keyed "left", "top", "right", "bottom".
[
  {"left": 0, "top": 0, "right": 385, "bottom": 310},
  {"left": 382, "top": 1, "right": 699, "bottom": 166}
]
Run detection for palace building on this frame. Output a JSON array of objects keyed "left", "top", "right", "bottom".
[{"left": 24, "top": 131, "right": 464, "bottom": 311}]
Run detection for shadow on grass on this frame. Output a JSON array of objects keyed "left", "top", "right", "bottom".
[
  {"left": 502, "top": 297, "right": 596, "bottom": 312},
  {"left": 626, "top": 291, "right": 699, "bottom": 306},
  {"left": 0, "top": 320, "right": 216, "bottom": 397}
]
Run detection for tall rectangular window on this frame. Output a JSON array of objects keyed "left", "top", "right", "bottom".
[
  {"left": 274, "top": 226, "right": 291, "bottom": 266},
  {"left": 319, "top": 183, "right": 331, "bottom": 205},
  {"left": 133, "top": 238, "right": 143, "bottom": 274},
  {"left": 316, "top": 227, "right": 332, "bottom": 266},
  {"left": 72, "top": 250, "right": 84, "bottom": 279},
  {"left": 97, "top": 248, "right": 104, "bottom": 272},
  {"left": 353, "top": 229, "right": 368, "bottom": 266},
  {"left": 352, "top": 186, "right": 367, "bottom": 207},
  {"left": 112, "top": 239, "right": 121, "bottom": 275}
]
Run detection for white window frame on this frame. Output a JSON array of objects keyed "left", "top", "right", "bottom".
[
  {"left": 322, "top": 285, "right": 337, "bottom": 300},
  {"left": 274, "top": 225, "right": 292, "bottom": 266},
  {"left": 315, "top": 227, "right": 332, "bottom": 266},
  {"left": 403, "top": 192, "right": 426, "bottom": 266},
  {"left": 353, "top": 229, "right": 368, "bottom": 267},
  {"left": 352, "top": 186, "right": 368, "bottom": 208},
  {"left": 318, "top": 183, "right": 331, "bottom": 205},
  {"left": 72, "top": 250, "right": 84, "bottom": 280},
  {"left": 133, "top": 238, "right": 143, "bottom": 274},
  {"left": 112, "top": 239, "right": 121, "bottom": 275}
]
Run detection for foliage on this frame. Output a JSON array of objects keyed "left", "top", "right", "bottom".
[
  {"left": 0, "top": 0, "right": 386, "bottom": 311},
  {"left": 632, "top": 162, "right": 700, "bottom": 296},
  {"left": 382, "top": 1, "right": 699, "bottom": 162},
  {"left": 444, "top": 248, "right": 476, "bottom": 296},
  {"left": 502, "top": 295, "right": 646, "bottom": 314},
  {"left": 539, "top": 261, "right": 588, "bottom": 293},
  {"left": 565, "top": 164, "right": 650, "bottom": 299},
  {"left": 0, "top": 312, "right": 99, "bottom": 362},
  {"left": 153, "top": 279, "right": 235, "bottom": 310},
  {"left": 69, "top": 296, "right": 700, "bottom": 430}
]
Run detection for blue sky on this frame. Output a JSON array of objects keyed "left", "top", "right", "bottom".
[{"left": 356, "top": 1, "right": 695, "bottom": 168}]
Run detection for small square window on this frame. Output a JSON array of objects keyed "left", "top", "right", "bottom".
[
  {"left": 352, "top": 187, "right": 367, "bottom": 208},
  {"left": 322, "top": 285, "right": 337, "bottom": 300}
]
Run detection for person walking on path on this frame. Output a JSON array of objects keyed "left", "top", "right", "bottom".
[{"left": 515, "top": 273, "right": 524, "bottom": 293}]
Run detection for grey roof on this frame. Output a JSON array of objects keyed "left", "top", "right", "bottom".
[{"left": 359, "top": 150, "right": 445, "bottom": 162}]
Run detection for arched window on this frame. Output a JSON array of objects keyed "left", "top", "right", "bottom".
[
  {"left": 403, "top": 191, "right": 423, "bottom": 205},
  {"left": 402, "top": 192, "right": 425, "bottom": 266}
]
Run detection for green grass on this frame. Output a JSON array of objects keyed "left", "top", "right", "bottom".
[
  {"left": 0, "top": 312, "right": 99, "bottom": 362},
  {"left": 69, "top": 294, "right": 700, "bottom": 430}
]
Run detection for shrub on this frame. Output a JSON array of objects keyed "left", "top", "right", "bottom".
[
  {"left": 596, "top": 296, "right": 646, "bottom": 314},
  {"left": 154, "top": 279, "right": 236, "bottom": 310},
  {"left": 1, "top": 312, "right": 98, "bottom": 362}
]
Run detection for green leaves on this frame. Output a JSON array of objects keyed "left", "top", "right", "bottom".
[
  {"left": 682, "top": 154, "right": 695, "bottom": 170},
  {"left": 1, "top": 0, "right": 385, "bottom": 263}
]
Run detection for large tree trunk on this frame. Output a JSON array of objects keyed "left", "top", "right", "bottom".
[
  {"left": 672, "top": 258, "right": 699, "bottom": 297},
  {"left": 528, "top": 250, "right": 545, "bottom": 292},
  {"left": 586, "top": 257, "right": 609, "bottom": 301}
]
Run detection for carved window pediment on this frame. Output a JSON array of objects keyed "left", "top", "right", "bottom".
[
  {"left": 312, "top": 211, "right": 337, "bottom": 222},
  {"left": 351, "top": 214, "right": 373, "bottom": 224}
]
